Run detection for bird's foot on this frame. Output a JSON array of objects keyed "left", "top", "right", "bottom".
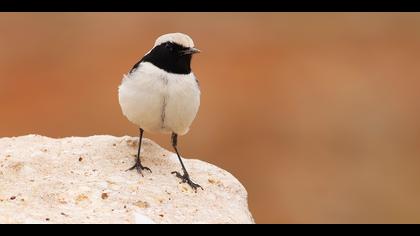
[
  {"left": 127, "top": 157, "right": 152, "bottom": 177},
  {"left": 171, "top": 171, "right": 203, "bottom": 191}
]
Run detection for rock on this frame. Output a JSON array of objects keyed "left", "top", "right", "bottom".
[{"left": 0, "top": 135, "right": 254, "bottom": 224}]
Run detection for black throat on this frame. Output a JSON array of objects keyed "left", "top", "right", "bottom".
[{"left": 131, "top": 42, "right": 193, "bottom": 75}]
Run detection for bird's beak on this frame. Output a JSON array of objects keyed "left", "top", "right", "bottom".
[{"left": 182, "top": 47, "right": 201, "bottom": 55}]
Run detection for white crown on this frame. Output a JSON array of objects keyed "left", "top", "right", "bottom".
[{"left": 154, "top": 33, "right": 195, "bottom": 48}]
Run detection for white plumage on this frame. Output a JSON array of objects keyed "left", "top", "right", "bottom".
[
  {"left": 154, "top": 32, "right": 195, "bottom": 48},
  {"left": 118, "top": 61, "right": 200, "bottom": 135}
]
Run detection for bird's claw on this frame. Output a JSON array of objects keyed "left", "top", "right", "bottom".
[
  {"left": 171, "top": 171, "right": 203, "bottom": 191},
  {"left": 127, "top": 158, "right": 152, "bottom": 177}
]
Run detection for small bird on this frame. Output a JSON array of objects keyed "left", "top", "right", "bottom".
[{"left": 118, "top": 33, "right": 202, "bottom": 190}]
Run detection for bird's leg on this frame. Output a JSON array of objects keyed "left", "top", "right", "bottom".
[
  {"left": 127, "top": 128, "right": 152, "bottom": 176},
  {"left": 170, "top": 133, "right": 203, "bottom": 191}
]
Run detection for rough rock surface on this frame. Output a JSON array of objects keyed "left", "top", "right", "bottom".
[{"left": 0, "top": 135, "right": 254, "bottom": 224}]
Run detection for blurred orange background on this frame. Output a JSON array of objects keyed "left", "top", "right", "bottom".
[{"left": 1, "top": 13, "right": 420, "bottom": 223}]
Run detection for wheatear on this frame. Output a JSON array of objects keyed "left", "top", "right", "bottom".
[{"left": 118, "top": 33, "right": 202, "bottom": 190}]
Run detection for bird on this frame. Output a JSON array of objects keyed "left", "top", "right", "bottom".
[{"left": 118, "top": 33, "right": 202, "bottom": 191}]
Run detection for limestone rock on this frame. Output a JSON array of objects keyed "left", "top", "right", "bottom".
[{"left": 0, "top": 135, "right": 254, "bottom": 224}]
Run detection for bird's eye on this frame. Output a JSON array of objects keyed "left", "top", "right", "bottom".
[{"left": 165, "top": 43, "right": 173, "bottom": 51}]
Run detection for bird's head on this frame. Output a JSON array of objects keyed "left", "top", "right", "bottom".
[{"left": 142, "top": 33, "right": 200, "bottom": 74}]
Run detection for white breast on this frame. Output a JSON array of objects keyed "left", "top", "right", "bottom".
[{"left": 118, "top": 62, "right": 200, "bottom": 135}]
